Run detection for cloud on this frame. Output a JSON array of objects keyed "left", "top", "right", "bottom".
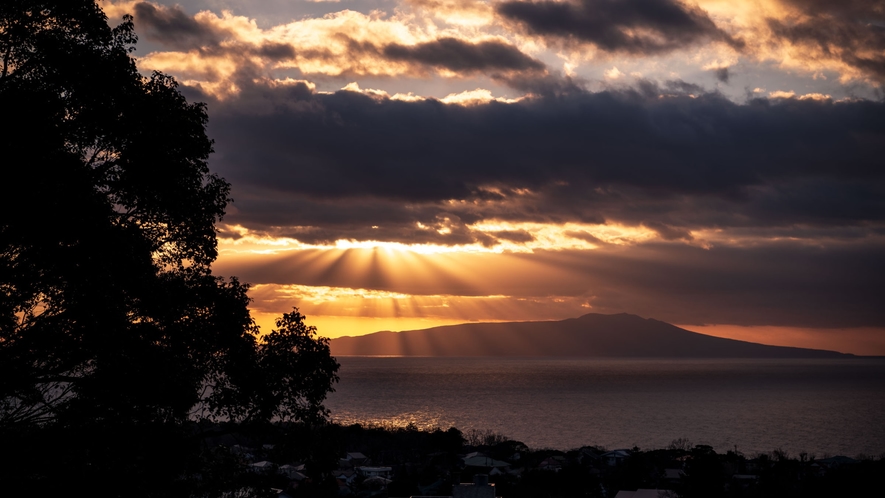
[
  {"left": 255, "top": 42, "right": 296, "bottom": 60},
  {"left": 439, "top": 88, "right": 521, "bottom": 105},
  {"left": 210, "top": 80, "right": 885, "bottom": 196},
  {"left": 604, "top": 66, "right": 624, "bottom": 80},
  {"left": 767, "top": 0, "right": 885, "bottom": 83},
  {"left": 381, "top": 37, "right": 545, "bottom": 73},
  {"left": 495, "top": 71, "right": 585, "bottom": 97},
  {"left": 112, "top": 0, "right": 885, "bottom": 97},
  {"left": 97, "top": 0, "right": 885, "bottom": 342},
  {"left": 496, "top": 0, "right": 743, "bottom": 55},
  {"left": 488, "top": 229, "right": 536, "bottom": 243},
  {"left": 571, "top": 242, "right": 885, "bottom": 328},
  {"left": 342, "top": 35, "right": 553, "bottom": 83},
  {"left": 642, "top": 221, "right": 693, "bottom": 241},
  {"left": 133, "top": 2, "right": 229, "bottom": 50},
  {"left": 406, "top": 0, "right": 496, "bottom": 25},
  {"left": 198, "top": 79, "right": 885, "bottom": 241},
  {"left": 127, "top": 3, "right": 554, "bottom": 97},
  {"left": 565, "top": 230, "right": 611, "bottom": 246}
]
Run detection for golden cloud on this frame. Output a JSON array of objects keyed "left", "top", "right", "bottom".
[
  {"left": 104, "top": 2, "right": 552, "bottom": 98},
  {"left": 103, "top": 0, "right": 885, "bottom": 100},
  {"left": 217, "top": 219, "right": 668, "bottom": 257},
  {"left": 698, "top": 0, "right": 885, "bottom": 85},
  {"left": 246, "top": 282, "right": 597, "bottom": 323}
]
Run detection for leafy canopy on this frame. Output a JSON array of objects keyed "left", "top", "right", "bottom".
[{"left": 0, "top": 1, "right": 339, "bottom": 494}]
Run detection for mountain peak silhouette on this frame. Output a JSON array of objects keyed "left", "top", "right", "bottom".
[{"left": 330, "top": 313, "right": 852, "bottom": 358}]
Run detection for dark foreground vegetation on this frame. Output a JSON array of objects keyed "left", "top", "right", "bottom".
[
  {"left": 1, "top": 2, "right": 338, "bottom": 495},
  {"left": 191, "top": 423, "right": 885, "bottom": 498}
]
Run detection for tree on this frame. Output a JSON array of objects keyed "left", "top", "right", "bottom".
[{"left": 0, "top": 1, "right": 338, "bottom": 494}]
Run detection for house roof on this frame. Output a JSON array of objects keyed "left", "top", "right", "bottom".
[
  {"left": 463, "top": 456, "right": 510, "bottom": 468},
  {"left": 615, "top": 489, "right": 667, "bottom": 498},
  {"left": 603, "top": 449, "right": 632, "bottom": 458}
]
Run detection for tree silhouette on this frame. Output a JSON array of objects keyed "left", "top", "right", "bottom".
[{"left": 0, "top": 2, "right": 338, "bottom": 494}]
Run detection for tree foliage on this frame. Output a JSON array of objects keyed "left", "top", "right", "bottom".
[{"left": 0, "top": 1, "right": 338, "bottom": 494}]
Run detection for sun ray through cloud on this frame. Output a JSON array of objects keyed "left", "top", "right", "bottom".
[{"left": 94, "top": 0, "right": 885, "bottom": 354}]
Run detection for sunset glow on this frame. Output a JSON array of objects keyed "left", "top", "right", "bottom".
[{"left": 97, "top": 0, "right": 885, "bottom": 355}]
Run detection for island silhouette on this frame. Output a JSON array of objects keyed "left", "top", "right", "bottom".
[{"left": 331, "top": 313, "right": 853, "bottom": 357}]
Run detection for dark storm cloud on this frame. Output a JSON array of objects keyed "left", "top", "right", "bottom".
[
  {"left": 133, "top": 2, "right": 228, "bottom": 50},
  {"left": 769, "top": 0, "right": 885, "bottom": 82},
  {"left": 713, "top": 67, "right": 729, "bottom": 83},
  {"left": 202, "top": 79, "right": 884, "bottom": 194},
  {"left": 382, "top": 37, "right": 546, "bottom": 72},
  {"left": 189, "top": 77, "right": 885, "bottom": 248},
  {"left": 496, "top": 0, "right": 742, "bottom": 55}
]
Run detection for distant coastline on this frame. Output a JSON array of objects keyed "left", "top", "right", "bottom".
[{"left": 331, "top": 313, "right": 853, "bottom": 358}]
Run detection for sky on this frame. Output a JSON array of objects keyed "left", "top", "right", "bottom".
[{"left": 100, "top": 0, "right": 885, "bottom": 354}]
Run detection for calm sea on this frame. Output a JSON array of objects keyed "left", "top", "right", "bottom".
[{"left": 325, "top": 357, "right": 885, "bottom": 457}]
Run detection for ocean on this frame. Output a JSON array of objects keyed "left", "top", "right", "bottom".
[{"left": 324, "top": 357, "right": 885, "bottom": 457}]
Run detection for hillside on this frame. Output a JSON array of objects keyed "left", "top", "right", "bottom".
[{"left": 330, "top": 313, "right": 852, "bottom": 358}]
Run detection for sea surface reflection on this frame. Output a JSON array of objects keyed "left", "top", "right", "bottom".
[{"left": 325, "top": 357, "right": 885, "bottom": 456}]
